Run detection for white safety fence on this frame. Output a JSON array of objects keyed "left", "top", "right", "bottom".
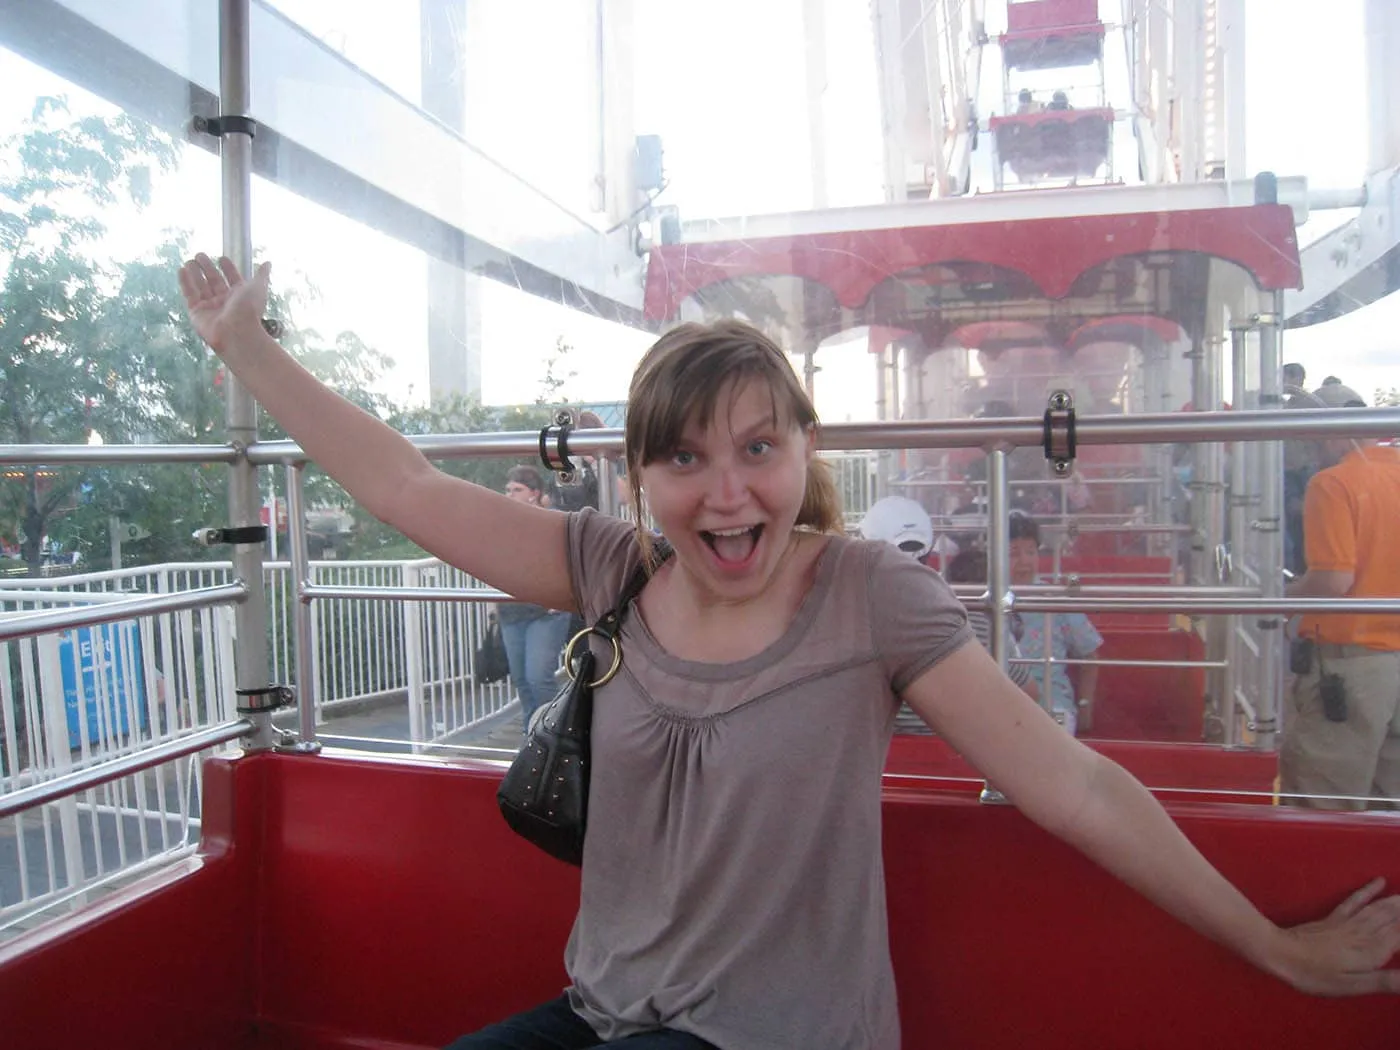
[{"left": 0, "top": 557, "right": 514, "bottom": 934}]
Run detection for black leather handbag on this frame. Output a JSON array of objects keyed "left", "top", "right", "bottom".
[
  {"left": 473, "top": 614, "right": 510, "bottom": 685},
  {"left": 496, "top": 545, "right": 667, "bottom": 866}
]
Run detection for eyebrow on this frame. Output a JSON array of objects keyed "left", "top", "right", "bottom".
[{"left": 679, "top": 413, "right": 783, "bottom": 444}]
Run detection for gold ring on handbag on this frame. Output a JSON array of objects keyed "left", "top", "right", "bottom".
[{"left": 563, "top": 627, "right": 623, "bottom": 688}]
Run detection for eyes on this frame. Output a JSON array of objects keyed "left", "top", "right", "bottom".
[{"left": 668, "top": 438, "right": 774, "bottom": 469}]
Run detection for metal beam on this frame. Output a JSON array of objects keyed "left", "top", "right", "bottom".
[
  {"left": 1286, "top": 166, "right": 1400, "bottom": 326},
  {"left": 0, "top": 0, "right": 647, "bottom": 323},
  {"left": 870, "top": 0, "right": 911, "bottom": 202},
  {"left": 679, "top": 176, "right": 1317, "bottom": 243},
  {"left": 1369, "top": 0, "right": 1400, "bottom": 174}
]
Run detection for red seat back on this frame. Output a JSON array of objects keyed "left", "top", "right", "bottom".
[
  {"left": 6, "top": 754, "right": 1399, "bottom": 1049},
  {"left": 1006, "top": 0, "right": 1100, "bottom": 32}
]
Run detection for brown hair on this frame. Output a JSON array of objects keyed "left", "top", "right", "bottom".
[
  {"left": 506, "top": 464, "right": 545, "bottom": 492},
  {"left": 945, "top": 548, "right": 988, "bottom": 585},
  {"left": 624, "top": 319, "right": 842, "bottom": 557},
  {"left": 1008, "top": 511, "right": 1041, "bottom": 547}
]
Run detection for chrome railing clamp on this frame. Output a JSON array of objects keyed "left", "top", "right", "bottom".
[{"left": 1042, "top": 389, "right": 1077, "bottom": 477}]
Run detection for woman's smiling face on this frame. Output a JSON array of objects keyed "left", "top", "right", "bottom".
[{"left": 639, "top": 378, "right": 813, "bottom": 605}]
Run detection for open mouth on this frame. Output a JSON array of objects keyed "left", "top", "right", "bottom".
[{"left": 700, "top": 524, "right": 764, "bottom": 565}]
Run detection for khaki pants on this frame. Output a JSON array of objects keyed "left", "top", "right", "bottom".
[{"left": 1280, "top": 647, "right": 1400, "bottom": 809}]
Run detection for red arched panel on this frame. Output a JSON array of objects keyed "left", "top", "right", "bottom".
[
  {"left": 947, "top": 320, "right": 1050, "bottom": 350},
  {"left": 643, "top": 205, "right": 1301, "bottom": 321},
  {"left": 1069, "top": 314, "right": 1185, "bottom": 349}
]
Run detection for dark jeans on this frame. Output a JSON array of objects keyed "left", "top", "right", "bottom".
[{"left": 445, "top": 996, "right": 719, "bottom": 1049}]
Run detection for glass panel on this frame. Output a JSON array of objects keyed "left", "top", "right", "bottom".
[
  {"left": 0, "top": 0, "right": 1392, "bottom": 819},
  {"left": 0, "top": 22, "right": 227, "bottom": 934},
  {"left": 262, "top": 0, "right": 423, "bottom": 104}
]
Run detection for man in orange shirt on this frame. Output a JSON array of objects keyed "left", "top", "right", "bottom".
[{"left": 1279, "top": 414, "right": 1400, "bottom": 810}]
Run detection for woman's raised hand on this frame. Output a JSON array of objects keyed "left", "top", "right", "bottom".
[{"left": 178, "top": 253, "right": 271, "bottom": 354}]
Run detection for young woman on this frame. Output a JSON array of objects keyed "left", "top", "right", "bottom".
[{"left": 179, "top": 255, "right": 1400, "bottom": 1050}]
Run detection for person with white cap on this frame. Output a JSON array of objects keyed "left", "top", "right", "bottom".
[
  {"left": 858, "top": 496, "right": 935, "bottom": 558},
  {"left": 860, "top": 498, "right": 1037, "bottom": 735}
]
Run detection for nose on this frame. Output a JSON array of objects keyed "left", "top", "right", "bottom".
[{"left": 705, "top": 462, "right": 748, "bottom": 509}]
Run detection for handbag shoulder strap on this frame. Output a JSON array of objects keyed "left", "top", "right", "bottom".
[{"left": 593, "top": 538, "right": 671, "bottom": 641}]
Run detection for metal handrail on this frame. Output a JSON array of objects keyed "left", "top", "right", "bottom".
[
  {"left": 301, "top": 584, "right": 512, "bottom": 603},
  {"left": 0, "top": 583, "right": 249, "bottom": 643},
  {"left": 1014, "top": 596, "right": 1400, "bottom": 615},
  {"left": 1, "top": 407, "right": 1394, "bottom": 470},
  {"left": 0, "top": 561, "right": 235, "bottom": 589},
  {"left": 1011, "top": 657, "right": 1230, "bottom": 670},
  {"left": 0, "top": 589, "right": 134, "bottom": 605},
  {"left": 0, "top": 721, "right": 252, "bottom": 820},
  {"left": 0, "top": 443, "right": 237, "bottom": 466}
]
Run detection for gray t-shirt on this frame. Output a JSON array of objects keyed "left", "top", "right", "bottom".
[{"left": 562, "top": 509, "right": 972, "bottom": 1050}]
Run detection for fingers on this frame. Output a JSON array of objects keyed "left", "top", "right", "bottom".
[
  {"left": 194, "top": 252, "right": 226, "bottom": 292},
  {"left": 177, "top": 262, "right": 199, "bottom": 302},
  {"left": 1333, "top": 877, "right": 1387, "bottom": 920},
  {"left": 1356, "top": 895, "right": 1400, "bottom": 934},
  {"left": 217, "top": 255, "right": 243, "bottom": 287},
  {"left": 1331, "top": 968, "right": 1400, "bottom": 997}
]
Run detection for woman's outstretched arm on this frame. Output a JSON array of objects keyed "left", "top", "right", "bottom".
[
  {"left": 904, "top": 641, "right": 1400, "bottom": 996},
  {"left": 179, "top": 254, "right": 575, "bottom": 613}
]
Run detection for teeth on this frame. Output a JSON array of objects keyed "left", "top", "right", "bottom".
[{"left": 709, "top": 526, "right": 754, "bottom": 537}]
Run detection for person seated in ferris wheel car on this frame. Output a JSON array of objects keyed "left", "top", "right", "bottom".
[
  {"left": 180, "top": 253, "right": 1400, "bottom": 1049},
  {"left": 861, "top": 498, "right": 1039, "bottom": 737},
  {"left": 1047, "top": 90, "right": 1073, "bottom": 112}
]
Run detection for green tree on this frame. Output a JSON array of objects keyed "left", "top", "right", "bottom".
[
  {"left": 52, "top": 245, "right": 406, "bottom": 571},
  {"left": 0, "top": 97, "right": 178, "bottom": 574},
  {"left": 1377, "top": 388, "right": 1400, "bottom": 408},
  {"left": 341, "top": 394, "right": 554, "bottom": 560}
]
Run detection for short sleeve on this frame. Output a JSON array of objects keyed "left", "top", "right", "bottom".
[
  {"left": 1063, "top": 613, "right": 1103, "bottom": 658},
  {"left": 1303, "top": 472, "right": 1357, "bottom": 572},
  {"left": 567, "top": 507, "right": 643, "bottom": 625},
  {"left": 866, "top": 541, "right": 974, "bottom": 694}
]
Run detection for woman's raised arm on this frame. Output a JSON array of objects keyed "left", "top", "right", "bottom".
[
  {"left": 179, "top": 254, "right": 576, "bottom": 614},
  {"left": 904, "top": 641, "right": 1400, "bottom": 996}
]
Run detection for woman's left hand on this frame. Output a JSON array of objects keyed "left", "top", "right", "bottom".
[{"left": 1274, "top": 877, "right": 1400, "bottom": 995}]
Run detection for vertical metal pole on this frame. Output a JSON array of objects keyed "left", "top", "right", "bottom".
[
  {"left": 1255, "top": 296, "right": 1284, "bottom": 749},
  {"left": 1187, "top": 337, "right": 1210, "bottom": 585},
  {"left": 402, "top": 562, "right": 425, "bottom": 749},
  {"left": 1223, "top": 324, "right": 1250, "bottom": 747},
  {"left": 1200, "top": 333, "right": 1228, "bottom": 742},
  {"left": 802, "top": 0, "right": 829, "bottom": 207},
  {"left": 599, "top": 0, "right": 639, "bottom": 227},
  {"left": 1367, "top": 0, "right": 1400, "bottom": 174},
  {"left": 871, "top": 0, "right": 910, "bottom": 203},
  {"left": 1219, "top": 0, "right": 1247, "bottom": 180},
  {"left": 919, "top": 0, "right": 950, "bottom": 197},
  {"left": 986, "top": 449, "right": 1011, "bottom": 672},
  {"left": 284, "top": 465, "right": 319, "bottom": 751},
  {"left": 219, "top": 0, "right": 275, "bottom": 752},
  {"left": 981, "top": 447, "right": 1012, "bottom": 804},
  {"left": 595, "top": 456, "right": 619, "bottom": 519},
  {"left": 422, "top": 0, "right": 483, "bottom": 402}
]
